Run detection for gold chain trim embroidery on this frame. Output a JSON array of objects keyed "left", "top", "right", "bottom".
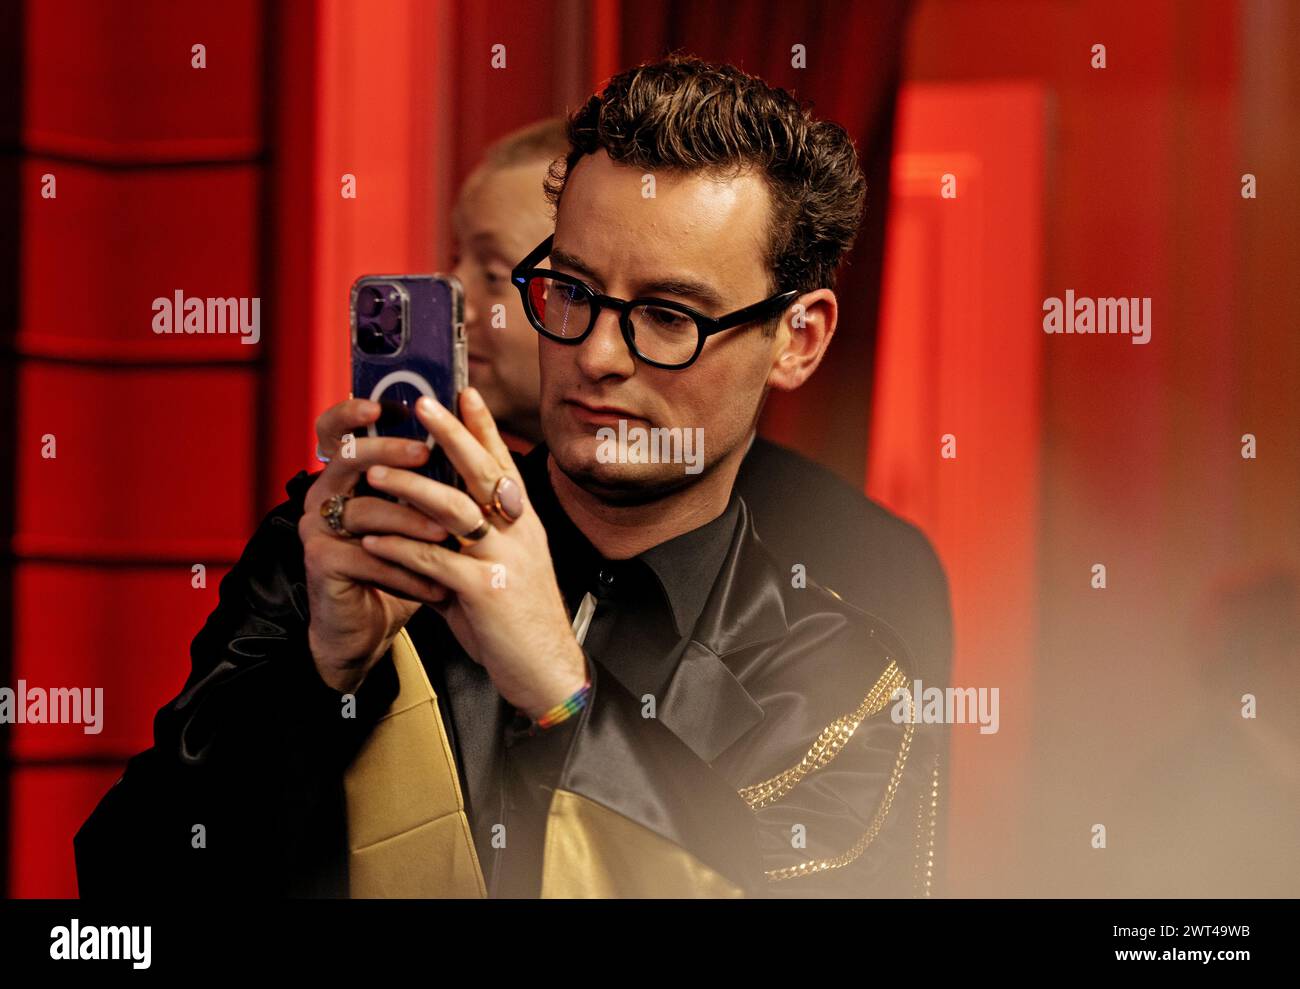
[
  {"left": 766, "top": 714, "right": 914, "bottom": 882},
  {"left": 738, "top": 662, "right": 907, "bottom": 810},
  {"left": 733, "top": 661, "right": 917, "bottom": 883},
  {"left": 911, "top": 751, "right": 940, "bottom": 897}
]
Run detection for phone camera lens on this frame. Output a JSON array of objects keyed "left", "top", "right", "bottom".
[
  {"left": 356, "top": 282, "right": 404, "bottom": 355},
  {"left": 375, "top": 303, "right": 400, "bottom": 335},
  {"left": 357, "top": 285, "right": 384, "bottom": 318},
  {"left": 356, "top": 322, "right": 382, "bottom": 354}
]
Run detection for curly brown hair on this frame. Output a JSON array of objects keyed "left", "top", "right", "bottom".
[{"left": 544, "top": 55, "right": 867, "bottom": 300}]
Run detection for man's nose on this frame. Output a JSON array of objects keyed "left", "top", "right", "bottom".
[{"left": 575, "top": 308, "right": 636, "bottom": 379}]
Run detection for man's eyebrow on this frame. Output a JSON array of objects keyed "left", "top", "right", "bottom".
[
  {"left": 549, "top": 248, "right": 726, "bottom": 310},
  {"left": 640, "top": 276, "right": 725, "bottom": 310},
  {"left": 549, "top": 248, "right": 601, "bottom": 283}
]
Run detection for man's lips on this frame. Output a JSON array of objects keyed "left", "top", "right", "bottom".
[{"left": 564, "top": 399, "right": 647, "bottom": 426}]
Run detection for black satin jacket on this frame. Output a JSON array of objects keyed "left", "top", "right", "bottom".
[{"left": 75, "top": 451, "right": 945, "bottom": 899}]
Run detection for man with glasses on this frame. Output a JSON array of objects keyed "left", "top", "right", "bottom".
[
  {"left": 77, "top": 55, "right": 945, "bottom": 900},
  {"left": 454, "top": 120, "right": 950, "bottom": 716}
]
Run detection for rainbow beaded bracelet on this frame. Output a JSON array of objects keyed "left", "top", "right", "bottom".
[{"left": 524, "top": 677, "right": 592, "bottom": 735}]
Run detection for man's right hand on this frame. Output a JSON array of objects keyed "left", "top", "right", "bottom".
[{"left": 300, "top": 399, "right": 451, "bottom": 693}]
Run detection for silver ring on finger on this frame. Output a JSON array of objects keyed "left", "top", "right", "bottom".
[{"left": 321, "top": 494, "right": 354, "bottom": 538}]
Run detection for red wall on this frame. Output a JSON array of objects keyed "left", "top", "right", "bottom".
[
  {"left": 886, "top": 0, "right": 1300, "bottom": 894},
  {"left": 8, "top": 0, "right": 267, "bottom": 897}
]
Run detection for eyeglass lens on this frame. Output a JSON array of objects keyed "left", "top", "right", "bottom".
[{"left": 526, "top": 274, "right": 699, "bottom": 366}]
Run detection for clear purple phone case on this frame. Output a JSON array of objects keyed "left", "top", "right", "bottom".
[{"left": 350, "top": 274, "right": 466, "bottom": 493}]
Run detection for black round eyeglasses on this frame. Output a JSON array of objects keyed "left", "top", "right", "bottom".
[{"left": 511, "top": 234, "right": 799, "bottom": 370}]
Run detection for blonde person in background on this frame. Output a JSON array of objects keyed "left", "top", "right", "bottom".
[{"left": 450, "top": 120, "right": 567, "bottom": 449}]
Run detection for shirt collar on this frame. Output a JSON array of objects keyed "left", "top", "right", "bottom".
[{"left": 517, "top": 444, "right": 740, "bottom": 638}]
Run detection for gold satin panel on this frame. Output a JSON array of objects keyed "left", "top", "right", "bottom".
[
  {"left": 540, "top": 789, "right": 745, "bottom": 898},
  {"left": 342, "top": 627, "right": 487, "bottom": 898}
]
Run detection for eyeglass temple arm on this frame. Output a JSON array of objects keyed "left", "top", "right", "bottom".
[{"left": 702, "top": 289, "right": 801, "bottom": 336}]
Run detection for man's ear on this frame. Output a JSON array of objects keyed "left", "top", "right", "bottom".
[{"left": 767, "top": 288, "right": 837, "bottom": 392}]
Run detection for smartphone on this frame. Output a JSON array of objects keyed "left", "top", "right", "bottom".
[{"left": 349, "top": 274, "right": 466, "bottom": 496}]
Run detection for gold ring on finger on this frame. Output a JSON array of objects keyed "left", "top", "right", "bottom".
[
  {"left": 321, "top": 494, "right": 354, "bottom": 538},
  {"left": 454, "top": 516, "right": 492, "bottom": 548}
]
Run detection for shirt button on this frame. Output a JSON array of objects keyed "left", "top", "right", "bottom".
[{"left": 598, "top": 568, "right": 615, "bottom": 588}]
